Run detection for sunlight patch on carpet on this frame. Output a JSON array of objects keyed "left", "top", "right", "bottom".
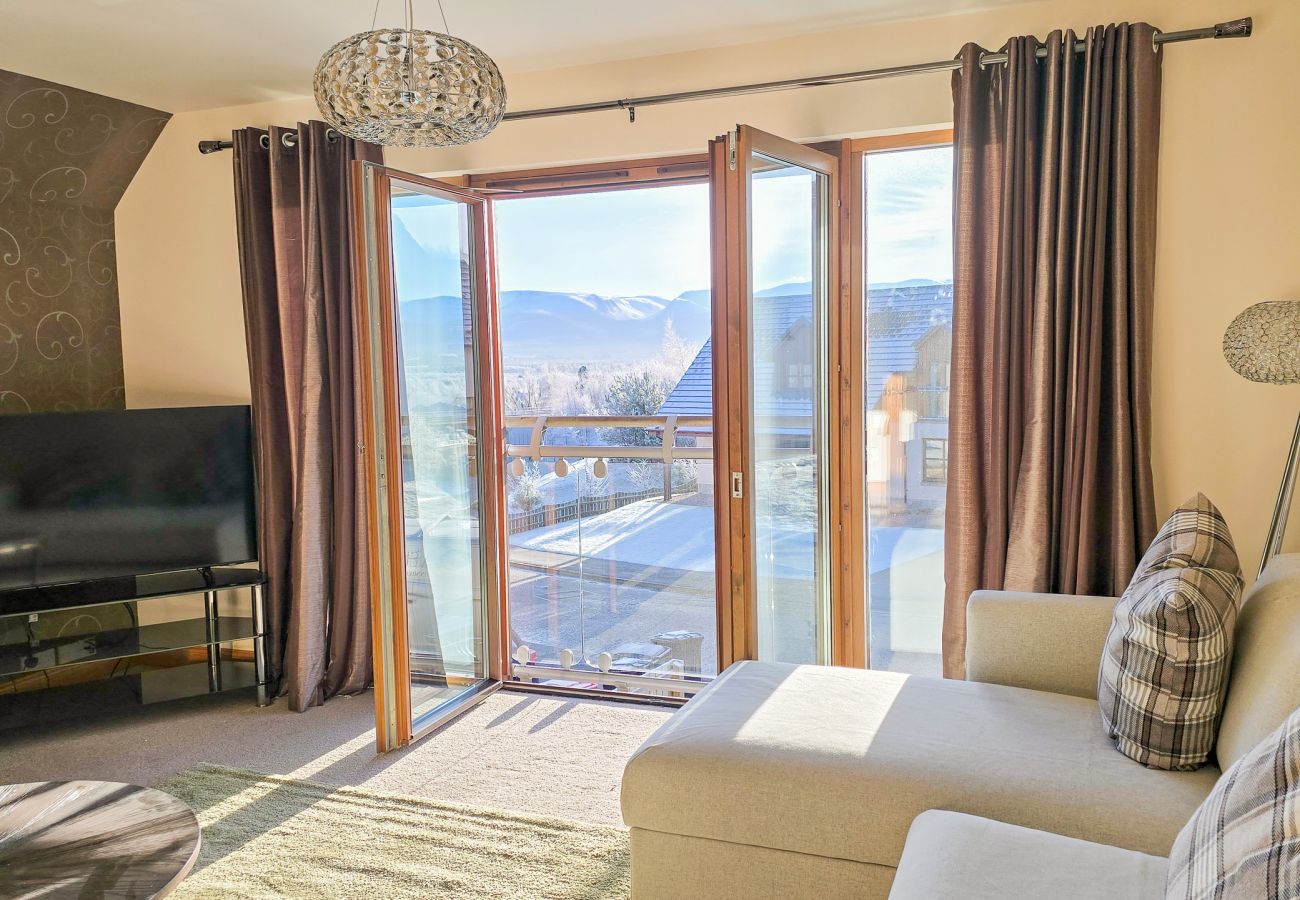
[{"left": 160, "top": 763, "right": 629, "bottom": 899}]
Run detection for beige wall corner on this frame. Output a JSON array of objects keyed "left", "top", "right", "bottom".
[{"left": 118, "top": 97, "right": 310, "bottom": 409}]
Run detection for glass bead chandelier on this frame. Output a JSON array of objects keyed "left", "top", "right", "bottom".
[{"left": 314, "top": 0, "right": 506, "bottom": 148}]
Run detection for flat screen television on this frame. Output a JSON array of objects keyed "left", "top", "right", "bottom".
[{"left": 0, "top": 405, "right": 257, "bottom": 594}]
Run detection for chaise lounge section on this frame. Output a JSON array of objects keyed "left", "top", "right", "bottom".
[{"left": 621, "top": 553, "right": 1300, "bottom": 899}]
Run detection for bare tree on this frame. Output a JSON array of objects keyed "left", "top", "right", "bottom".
[{"left": 661, "top": 318, "right": 697, "bottom": 375}]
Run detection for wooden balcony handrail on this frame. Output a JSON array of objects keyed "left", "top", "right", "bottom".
[
  {"left": 506, "top": 414, "right": 815, "bottom": 428},
  {"left": 505, "top": 443, "right": 713, "bottom": 461},
  {"left": 503, "top": 414, "right": 712, "bottom": 429},
  {"left": 501, "top": 413, "right": 816, "bottom": 499}
]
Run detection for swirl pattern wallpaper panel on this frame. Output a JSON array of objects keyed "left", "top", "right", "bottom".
[{"left": 0, "top": 69, "right": 169, "bottom": 414}]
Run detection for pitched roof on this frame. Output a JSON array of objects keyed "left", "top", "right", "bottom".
[
  {"left": 659, "top": 337, "right": 713, "bottom": 417},
  {"left": 658, "top": 292, "right": 814, "bottom": 421},
  {"left": 863, "top": 283, "right": 953, "bottom": 411},
  {"left": 658, "top": 283, "right": 953, "bottom": 419}
]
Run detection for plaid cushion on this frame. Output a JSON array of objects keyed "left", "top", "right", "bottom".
[
  {"left": 1166, "top": 705, "right": 1300, "bottom": 899},
  {"left": 1134, "top": 491, "right": 1242, "bottom": 574},
  {"left": 1098, "top": 494, "right": 1244, "bottom": 770}
]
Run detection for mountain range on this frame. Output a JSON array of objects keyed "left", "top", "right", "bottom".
[
  {"left": 398, "top": 289, "right": 712, "bottom": 364},
  {"left": 396, "top": 279, "right": 950, "bottom": 366},
  {"left": 388, "top": 198, "right": 948, "bottom": 366}
]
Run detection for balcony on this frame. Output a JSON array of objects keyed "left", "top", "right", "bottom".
[
  {"left": 490, "top": 405, "right": 946, "bottom": 692},
  {"left": 504, "top": 414, "right": 717, "bottom": 697}
]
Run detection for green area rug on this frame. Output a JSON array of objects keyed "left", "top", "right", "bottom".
[{"left": 159, "top": 763, "right": 629, "bottom": 899}]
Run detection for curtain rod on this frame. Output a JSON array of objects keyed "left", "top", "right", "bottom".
[
  {"left": 198, "top": 127, "right": 339, "bottom": 155},
  {"left": 198, "top": 16, "right": 1251, "bottom": 154}
]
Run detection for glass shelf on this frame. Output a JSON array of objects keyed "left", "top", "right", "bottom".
[
  {"left": 0, "top": 566, "right": 265, "bottom": 618},
  {"left": 0, "top": 615, "right": 258, "bottom": 678}
]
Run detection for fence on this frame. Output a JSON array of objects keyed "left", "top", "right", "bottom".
[{"left": 507, "top": 486, "right": 664, "bottom": 534}]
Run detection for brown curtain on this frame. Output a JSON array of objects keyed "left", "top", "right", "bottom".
[
  {"left": 232, "top": 122, "right": 383, "bottom": 710},
  {"left": 944, "top": 24, "right": 1162, "bottom": 678}
]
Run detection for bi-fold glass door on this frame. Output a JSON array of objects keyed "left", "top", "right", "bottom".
[
  {"left": 356, "top": 126, "right": 850, "bottom": 751},
  {"left": 353, "top": 162, "right": 506, "bottom": 751}
]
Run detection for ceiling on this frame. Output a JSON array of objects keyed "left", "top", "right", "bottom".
[{"left": 0, "top": 0, "right": 1028, "bottom": 113}]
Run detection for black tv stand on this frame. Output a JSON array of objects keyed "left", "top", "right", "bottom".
[{"left": 0, "top": 567, "right": 270, "bottom": 706}]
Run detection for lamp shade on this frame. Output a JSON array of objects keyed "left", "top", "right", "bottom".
[{"left": 1222, "top": 300, "right": 1300, "bottom": 385}]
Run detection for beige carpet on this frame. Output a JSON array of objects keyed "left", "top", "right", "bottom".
[
  {"left": 162, "top": 764, "right": 630, "bottom": 900},
  {"left": 0, "top": 688, "right": 672, "bottom": 826}
]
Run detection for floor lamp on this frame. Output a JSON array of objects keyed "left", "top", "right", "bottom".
[{"left": 1222, "top": 300, "right": 1300, "bottom": 577}]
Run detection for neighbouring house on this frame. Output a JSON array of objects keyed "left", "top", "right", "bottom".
[{"left": 660, "top": 282, "right": 953, "bottom": 512}]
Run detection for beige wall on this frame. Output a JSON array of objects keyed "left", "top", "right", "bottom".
[{"left": 116, "top": 0, "right": 1300, "bottom": 569}]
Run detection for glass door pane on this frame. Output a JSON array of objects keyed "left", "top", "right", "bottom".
[
  {"left": 355, "top": 163, "right": 501, "bottom": 749},
  {"left": 390, "top": 184, "right": 488, "bottom": 722},
  {"left": 862, "top": 144, "right": 953, "bottom": 676},
  {"left": 748, "top": 149, "right": 832, "bottom": 664}
]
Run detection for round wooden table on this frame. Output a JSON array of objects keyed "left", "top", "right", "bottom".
[{"left": 0, "top": 781, "right": 200, "bottom": 899}]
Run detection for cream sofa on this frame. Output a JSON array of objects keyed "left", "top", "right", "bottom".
[{"left": 620, "top": 553, "right": 1300, "bottom": 900}]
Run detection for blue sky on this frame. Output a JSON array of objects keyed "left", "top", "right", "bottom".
[
  {"left": 494, "top": 183, "right": 710, "bottom": 299},
  {"left": 390, "top": 192, "right": 464, "bottom": 300},
  {"left": 865, "top": 145, "right": 953, "bottom": 286},
  {"left": 390, "top": 144, "right": 953, "bottom": 300}
]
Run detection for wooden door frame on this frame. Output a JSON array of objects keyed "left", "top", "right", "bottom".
[
  {"left": 468, "top": 152, "right": 709, "bottom": 672},
  {"left": 351, "top": 161, "right": 507, "bottom": 751},
  {"left": 712, "top": 126, "right": 843, "bottom": 667},
  {"left": 709, "top": 135, "right": 744, "bottom": 668},
  {"left": 467, "top": 154, "right": 710, "bottom": 197},
  {"left": 812, "top": 137, "right": 866, "bottom": 669}
]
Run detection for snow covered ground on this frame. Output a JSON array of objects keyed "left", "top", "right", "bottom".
[
  {"left": 509, "top": 497, "right": 943, "bottom": 577},
  {"left": 405, "top": 496, "right": 945, "bottom": 679},
  {"left": 510, "top": 499, "right": 713, "bottom": 571},
  {"left": 509, "top": 497, "right": 945, "bottom": 666}
]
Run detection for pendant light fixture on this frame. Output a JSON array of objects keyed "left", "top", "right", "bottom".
[{"left": 314, "top": 0, "right": 506, "bottom": 148}]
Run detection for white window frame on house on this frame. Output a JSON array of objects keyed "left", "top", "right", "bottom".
[{"left": 922, "top": 437, "right": 949, "bottom": 484}]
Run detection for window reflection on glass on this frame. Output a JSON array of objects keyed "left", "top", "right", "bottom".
[
  {"left": 749, "top": 155, "right": 829, "bottom": 665},
  {"left": 922, "top": 438, "right": 949, "bottom": 485},
  {"left": 863, "top": 145, "right": 954, "bottom": 676},
  {"left": 389, "top": 189, "right": 488, "bottom": 722}
]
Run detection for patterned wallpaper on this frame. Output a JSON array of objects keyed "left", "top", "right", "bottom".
[{"left": 0, "top": 70, "right": 169, "bottom": 414}]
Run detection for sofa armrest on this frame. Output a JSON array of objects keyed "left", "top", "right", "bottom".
[{"left": 965, "top": 590, "right": 1118, "bottom": 699}]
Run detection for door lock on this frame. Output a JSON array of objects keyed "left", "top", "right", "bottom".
[{"left": 731, "top": 471, "right": 744, "bottom": 499}]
